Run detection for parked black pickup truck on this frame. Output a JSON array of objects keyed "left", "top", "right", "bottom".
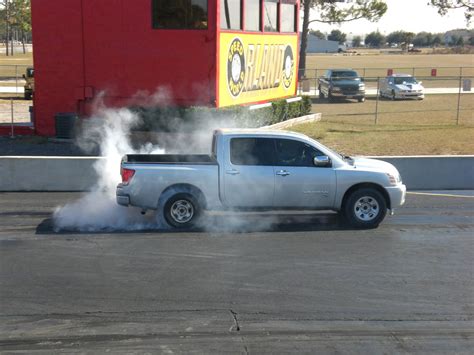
[{"left": 318, "top": 69, "right": 365, "bottom": 103}]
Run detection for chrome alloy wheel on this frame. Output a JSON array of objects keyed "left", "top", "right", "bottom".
[
  {"left": 170, "top": 200, "right": 194, "bottom": 224},
  {"left": 354, "top": 196, "right": 380, "bottom": 221}
]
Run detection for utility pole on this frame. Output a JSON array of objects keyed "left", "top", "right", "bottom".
[{"left": 5, "top": 0, "right": 10, "bottom": 56}]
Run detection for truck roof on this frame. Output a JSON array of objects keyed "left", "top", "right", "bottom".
[{"left": 215, "top": 128, "right": 311, "bottom": 141}]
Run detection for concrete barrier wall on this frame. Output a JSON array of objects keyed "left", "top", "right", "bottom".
[
  {"left": 0, "top": 155, "right": 473, "bottom": 191},
  {"left": 0, "top": 156, "right": 101, "bottom": 191},
  {"left": 374, "top": 156, "right": 474, "bottom": 190}
]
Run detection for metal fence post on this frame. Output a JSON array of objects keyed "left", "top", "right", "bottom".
[
  {"left": 374, "top": 77, "right": 380, "bottom": 125},
  {"left": 10, "top": 99, "right": 15, "bottom": 138},
  {"left": 456, "top": 76, "right": 462, "bottom": 125},
  {"left": 15, "top": 65, "right": 18, "bottom": 94}
]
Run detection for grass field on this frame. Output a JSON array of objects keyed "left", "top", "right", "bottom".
[
  {"left": 0, "top": 53, "right": 33, "bottom": 77},
  {"left": 305, "top": 53, "right": 474, "bottom": 78},
  {"left": 290, "top": 94, "right": 474, "bottom": 156}
]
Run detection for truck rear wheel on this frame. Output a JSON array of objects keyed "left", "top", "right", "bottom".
[
  {"left": 164, "top": 193, "right": 201, "bottom": 229},
  {"left": 318, "top": 86, "right": 324, "bottom": 99},
  {"left": 343, "top": 188, "right": 387, "bottom": 229}
]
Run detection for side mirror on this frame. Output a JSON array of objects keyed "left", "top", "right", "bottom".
[{"left": 313, "top": 156, "right": 331, "bottom": 167}]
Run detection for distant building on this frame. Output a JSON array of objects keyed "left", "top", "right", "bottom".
[{"left": 305, "top": 35, "right": 340, "bottom": 53}]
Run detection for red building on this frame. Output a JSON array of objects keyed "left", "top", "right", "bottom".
[{"left": 30, "top": 0, "right": 299, "bottom": 136}]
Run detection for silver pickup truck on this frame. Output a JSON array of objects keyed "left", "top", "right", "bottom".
[{"left": 116, "top": 129, "right": 406, "bottom": 229}]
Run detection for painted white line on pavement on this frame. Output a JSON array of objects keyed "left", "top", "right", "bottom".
[{"left": 407, "top": 192, "right": 474, "bottom": 199}]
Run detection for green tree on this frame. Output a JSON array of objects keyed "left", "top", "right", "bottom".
[
  {"left": 309, "top": 29, "right": 325, "bottom": 39},
  {"left": 327, "top": 29, "right": 346, "bottom": 44},
  {"left": 386, "top": 30, "right": 406, "bottom": 45},
  {"left": 449, "top": 34, "right": 459, "bottom": 46},
  {"left": 0, "top": 0, "right": 31, "bottom": 56},
  {"left": 413, "top": 32, "right": 433, "bottom": 47},
  {"left": 364, "top": 31, "right": 385, "bottom": 47},
  {"left": 432, "top": 34, "right": 442, "bottom": 47},
  {"left": 352, "top": 35, "right": 362, "bottom": 47},
  {"left": 299, "top": 0, "right": 388, "bottom": 76},
  {"left": 402, "top": 32, "right": 415, "bottom": 51},
  {"left": 430, "top": 0, "right": 473, "bottom": 24}
]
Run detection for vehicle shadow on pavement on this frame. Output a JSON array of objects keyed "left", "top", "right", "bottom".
[{"left": 35, "top": 212, "right": 354, "bottom": 235}]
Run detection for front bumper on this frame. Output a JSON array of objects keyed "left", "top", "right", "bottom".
[
  {"left": 331, "top": 89, "right": 365, "bottom": 99},
  {"left": 397, "top": 92, "right": 424, "bottom": 99},
  {"left": 386, "top": 184, "right": 407, "bottom": 209}
]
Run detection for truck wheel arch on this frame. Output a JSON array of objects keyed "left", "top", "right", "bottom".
[
  {"left": 158, "top": 184, "right": 207, "bottom": 211},
  {"left": 340, "top": 183, "right": 391, "bottom": 211}
]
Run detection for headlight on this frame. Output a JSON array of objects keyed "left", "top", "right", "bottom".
[
  {"left": 386, "top": 173, "right": 399, "bottom": 186},
  {"left": 359, "top": 83, "right": 365, "bottom": 88}
]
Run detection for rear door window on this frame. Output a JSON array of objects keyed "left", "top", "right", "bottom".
[{"left": 230, "top": 138, "right": 275, "bottom": 166}]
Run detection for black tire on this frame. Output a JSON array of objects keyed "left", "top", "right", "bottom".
[
  {"left": 328, "top": 91, "right": 334, "bottom": 103},
  {"left": 343, "top": 188, "right": 387, "bottom": 229},
  {"left": 391, "top": 90, "right": 396, "bottom": 101},
  {"left": 358, "top": 96, "right": 365, "bottom": 103},
  {"left": 318, "top": 86, "right": 324, "bottom": 99},
  {"left": 164, "top": 193, "right": 201, "bottom": 229}
]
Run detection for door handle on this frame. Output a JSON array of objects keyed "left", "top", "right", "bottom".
[
  {"left": 276, "top": 170, "right": 290, "bottom": 176},
  {"left": 226, "top": 169, "right": 240, "bottom": 175}
]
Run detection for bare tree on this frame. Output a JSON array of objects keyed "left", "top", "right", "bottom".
[{"left": 430, "top": 0, "right": 474, "bottom": 24}]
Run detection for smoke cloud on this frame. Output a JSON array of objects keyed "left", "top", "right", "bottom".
[
  {"left": 53, "top": 105, "right": 165, "bottom": 232},
  {"left": 53, "top": 89, "right": 280, "bottom": 232}
]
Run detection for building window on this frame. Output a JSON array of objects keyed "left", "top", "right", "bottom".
[
  {"left": 221, "top": 0, "right": 242, "bottom": 30},
  {"left": 264, "top": 0, "right": 279, "bottom": 32},
  {"left": 281, "top": 1, "right": 296, "bottom": 33},
  {"left": 152, "top": 0, "right": 208, "bottom": 30},
  {"left": 245, "top": 0, "right": 261, "bottom": 31}
]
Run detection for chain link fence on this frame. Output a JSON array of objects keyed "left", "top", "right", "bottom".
[
  {"left": 0, "top": 65, "right": 473, "bottom": 136},
  {"left": 0, "top": 64, "right": 33, "bottom": 136},
  {"left": 297, "top": 67, "right": 473, "bottom": 126}
]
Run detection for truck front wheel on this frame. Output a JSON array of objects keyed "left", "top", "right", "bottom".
[
  {"left": 164, "top": 193, "right": 201, "bottom": 229},
  {"left": 343, "top": 188, "right": 387, "bottom": 229},
  {"left": 318, "top": 86, "right": 325, "bottom": 99}
]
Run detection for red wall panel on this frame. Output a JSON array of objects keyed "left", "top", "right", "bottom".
[
  {"left": 32, "top": 0, "right": 86, "bottom": 136},
  {"left": 32, "top": 0, "right": 218, "bottom": 136}
]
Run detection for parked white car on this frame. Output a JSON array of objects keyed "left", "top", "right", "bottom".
[{"left": 380, "top": 74, "right": 425, "bottom": 100}]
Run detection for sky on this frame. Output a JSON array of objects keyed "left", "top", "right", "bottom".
[{"left": 308, "top": 0, "right": 471, "bottom": 37}]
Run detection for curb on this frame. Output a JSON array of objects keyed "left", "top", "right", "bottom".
[{"left": 260, "top": 113, "right": 322, "bottom": 130}]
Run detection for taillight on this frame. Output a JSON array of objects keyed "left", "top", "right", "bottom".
[{"left": 121, "top": 167, "right": 135, "bottom": 185}]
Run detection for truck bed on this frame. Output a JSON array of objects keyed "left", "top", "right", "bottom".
[{"left": 123, "top": 154, "right": 217, "bottom": 165}]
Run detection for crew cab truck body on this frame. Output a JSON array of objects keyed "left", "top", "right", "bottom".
[
  {"left": 117, "top": 130, "right": 406, "bottom": 229},
  {"left": 318, "top": 69, "right": 366, "bottom": 102}
]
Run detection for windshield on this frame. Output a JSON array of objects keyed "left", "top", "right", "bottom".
[
  {"left": 394, "top": 76, "right": 417, "bottom": 85},
  {"left": 332, "top": 71, "right": 359, "bottom": 80},
  {"left": 303, "top": 135, "right": 352, "bottom": 163}
]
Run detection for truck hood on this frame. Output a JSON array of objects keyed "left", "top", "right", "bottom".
[{"left": 351, "top": 157, "right": 399, "bottom": 175}]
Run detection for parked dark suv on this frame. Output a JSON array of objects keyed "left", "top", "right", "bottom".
[{"left": 318, "top": 69, "right": 365, "bottom": 103}]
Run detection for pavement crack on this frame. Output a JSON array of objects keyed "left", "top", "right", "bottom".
[{"left": 229, "top": 309, "right": 241, "bottom": 332}]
